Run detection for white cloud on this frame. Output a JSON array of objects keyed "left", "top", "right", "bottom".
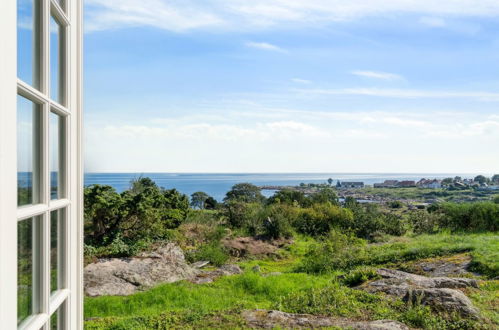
[
  {"left": 291, "top": 78, "right": 312, "bottom": 84},
  {"left": 245, "top": 41, "right": 287, "bottom": 53},
  {"left": 297, "top": 88, "right": 499, "bottom": 101},
  {"left": 351, "top": 71, "right": 403, "bottom": 80},
  {"left": 85, "top": 0, "right": 499, "bottom": 33},
  {"left": 419, "top": 16, "right": 446, "bottom": 27}
]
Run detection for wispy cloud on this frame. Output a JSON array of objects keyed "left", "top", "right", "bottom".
[
  {"left": 351, "top": 71, "right": 403, "bottom": 80},
  {"left": 291, "top": 78, "right": 312, "bottom": 84},
  {"left": 245, "top": 41, "right": 287, "bottom": 53},
  {"left": 419, "top": 16, "right": 446, "bottom": 27},
  {"left": 85, "top": 0, "right": 499, "bottom": 33},
  {"left": 296, "top": 88, "right": 499, "bottom": 101}
]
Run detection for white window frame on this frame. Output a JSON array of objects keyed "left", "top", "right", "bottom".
[{"left": 0, "top": 0, "right": 83, "bottom": 328}]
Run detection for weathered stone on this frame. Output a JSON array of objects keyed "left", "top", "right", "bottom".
[
  {"left": 376, "top": 268, "right": 478, "bottom": 289},
  {"left": 84, "top": 244, "right": 199, "bottom": 297},
  {"left": 363, "top": 268, "right": 480, "bottom": 319},
  {"left": 242, "top": 310, "right": 409, "bottom": 329},
  {"left": 190, "top": 264, "right": 243, "bottom": 284},
  {"left": 191, "top": 260, "right": 210, "bottom": 269},
  {"left": 404, "top": 288, "right": 480, "bottom": 318}
]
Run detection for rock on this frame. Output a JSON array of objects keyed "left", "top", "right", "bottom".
[
  {"left": 190, "top": 264, "right": 243, "bottom": 284},
  {"left": 191, "top": 261, "right": 210, "bottom": 269},
  {"left": 242, "top": 310, "right": 409, "bottom": 329},
  {"left": 404, "top": 288, "right": 480, "bottom": 318},
  {"left": 376, "top": 268, "right": 478, "bottom": 289},
  {"left": 363, "top": 268, "right": 480, "bottom": 319},
  {"left": 252, "top": 265, "right": 261, "bottom": 273},
  {"left": 84, "top": 244, "right": 199, "bottom": 297},
  {"left": 411, "top": 254, "right": 474, "bottom": 277}
]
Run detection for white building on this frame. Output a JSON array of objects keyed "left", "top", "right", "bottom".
[
  {"left": 417, "top": 179, "right": 442, "bottom": 189},
  {"left": 1, "top": 1, "right": 83, "bottom": 328}
]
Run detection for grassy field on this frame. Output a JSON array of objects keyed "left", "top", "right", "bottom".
[{"left": 84, "top": 232, "right": 498, "bottom": 329}]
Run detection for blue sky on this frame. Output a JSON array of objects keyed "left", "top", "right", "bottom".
[{"left": 79, "top": 0, "right": 499, "bottom": 173}]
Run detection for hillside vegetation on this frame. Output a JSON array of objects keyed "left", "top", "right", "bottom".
[{"left": 84, "top": 178, "right": 499, "bottom": 329}]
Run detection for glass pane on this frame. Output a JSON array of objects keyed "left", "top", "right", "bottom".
[
  {"left": 50, "top": 16, "right": 63, "bottom": 104},
  {"left": 18, "top": 217, "right": 40, "bottom": 325},
  {"left": 17, "top": 95, "right": 40, "bottom": 207},
  {"left": 50, "top": 113, "right": 63, "bottom": 200},
  {"left": 17, "top": 0, "right": 38, "bottom": 87},
  {"left": 50, "top": 209, "right": 65, "bottom": 293},
  {"left": 50, "top": 303, "right": 64, "bottom": 330}
]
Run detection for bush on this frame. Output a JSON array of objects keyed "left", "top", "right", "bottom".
[
  {"left": 294, "top": 204, "right": 353, "bottom": 236},
  {"left": 223, "top": 201, "right": 263, "bottom": 233},
  {"left": 297, "top": 231, "right": 367, "bottom": 273},
  {"left": 186, "top": 243, "right": 229, "bottom": 267},
  {"left": 261, "top": 204, "right": 294, "bottom": 239},
  {"left": 493, "top": 195, "right": 499, "bottom": 204},
  {"left": 349, "top": 204, "right": 406, "bottom": 240},
  {"left": 409, "top": 210, "right": 444, "bottom": 234},
  {"left": 341, "top": 267, "right": 380, "bottom": 287},
  {"left": 437, "top": 202, "right": 499, "bottom": 232}
]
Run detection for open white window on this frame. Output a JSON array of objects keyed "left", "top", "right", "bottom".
[{"left": 0, "top": 0, "right": 83, "bottom": 328}]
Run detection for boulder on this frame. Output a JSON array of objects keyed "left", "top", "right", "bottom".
[
  {"left": 242, "top": 310, "right": 409, "bottom": 329},
  {"left": 190, "top": 264, "right": 243, "bottom": 284},
  {"left": 376, "top": 268, "right": 478, "bottom": 289},
  {"left": 84, "top": 244, "right": 199, "bottom": 297},
  {"left": 363, "top": 268, "right": 480, "bottom": 319},
  {"left": 404, "top": 288, "right": 479, "bottom": 318}
]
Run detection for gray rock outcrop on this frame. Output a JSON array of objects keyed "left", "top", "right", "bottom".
[
  {"left": 84, "top": 244, "right": 199, "bottom": 297},
  {"left": 364, "top": 268, "right": 480, "bottom": 318},
  {"left": 242, "top": 310, "right": 409, "bottom": 329}
]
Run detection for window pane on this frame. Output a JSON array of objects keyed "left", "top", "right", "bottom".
[
  {"left": 50, "top": 16, "right": 64, "bottom": 104},
  {"left": 50, "top": 113, "right": 63, "bottom": 200},
  {"left": 50, "top": 209, "right": 65, "bottom": 293},
  {"left": 17, "top": 0, "right": 39, "bottom": 87},
  {"left": 50, "top": 303, "right": 65, "bottom": 330},
  {"left": 18, "top": 217, "right": 41, "bottom": 325},
  {"left": 17, "top": 95, "right": 40, "bottom": 207}
]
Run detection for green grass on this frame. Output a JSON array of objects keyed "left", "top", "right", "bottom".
[
  {"left": 85, "top": 232, "right": 498, "bottom": 329},
  {"left": 85, "top": 272, "right": 333, "bottom": 320}
]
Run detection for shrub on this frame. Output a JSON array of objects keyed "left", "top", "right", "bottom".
[
  {"left": 186, "top": 243, "right": 229, "bottom": 267},
  {"left": 297, "top": 231, "right": 367, "bottom": 273},
  {"left": 223, "top": 201, "right": 263, "bottom": 233},
  {"left": 341, "top": 267, "right": 380, "bottom": 287},
  {"left": 261, "top": 204, "right": 294, "bottom": 239},
  {"left": 493, "top": 195, "right": 499, "bottom": 204},
  {"left": 409, "top": 210, "right": 444, "bottom": 234},
  {"left": 437, "top": 202, "right": 499, "bottom": 232},
  {"left": 294, "top": 204, "right": 353, "bottom": 236}
]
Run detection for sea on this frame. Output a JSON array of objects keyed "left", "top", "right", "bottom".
[{"left": 83, "top": 173, "right": 480, "bottom": 201}]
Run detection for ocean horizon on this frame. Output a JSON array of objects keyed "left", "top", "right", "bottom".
[{"left": 83, "top": 172, "right": 484, "bottom": 201}]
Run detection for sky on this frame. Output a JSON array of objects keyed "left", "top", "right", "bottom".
[{"left": 80, "top": 1, "right": 499, "bottom": 173}]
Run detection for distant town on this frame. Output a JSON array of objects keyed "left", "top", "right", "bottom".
[{"left": 337, "top": 176, "right": 499, "bottom": 190}]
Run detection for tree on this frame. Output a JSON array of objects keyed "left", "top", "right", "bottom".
[
  {"left": 268, "top": 189, "right": 309, "bottom": 207},
  {"left": 190, "top": 191, "right": 210, "bottom": 209},
  {"left": 205, "top": 196, "right": 218, "bottom": 210},
  {"left": 442, "top": 178, "right": 453, "bottom": 185},
  {"left": 84, "top": 185, "right": 124, "bottom": 245},
  {"left": 327, "top": 178, "right": 333, "bottom": 185},
  {"left": 224, "top": 183, "right": 265, "bottom": 203},
  {"left": 474, "top": 175, "right": 487, "bottom": 184},
  {"left": 492, "top": 174, "right": 499, "bottom": 184},
  {"left": 309, "top": 188, "right": 339, "bottom": 205}
]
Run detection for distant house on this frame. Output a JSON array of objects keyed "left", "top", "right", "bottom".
[
  {"left": 417, "top": 179, "right": 442, "bottom": 189},
  {"left": 338, "top": 181, "right": 365, "bottom": 189},
  {"left": 397, "top": 181, "right": 416, "bottom": 188},
  {"left": 374, "top": 180, "right": 399, "bottom": 188}
]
